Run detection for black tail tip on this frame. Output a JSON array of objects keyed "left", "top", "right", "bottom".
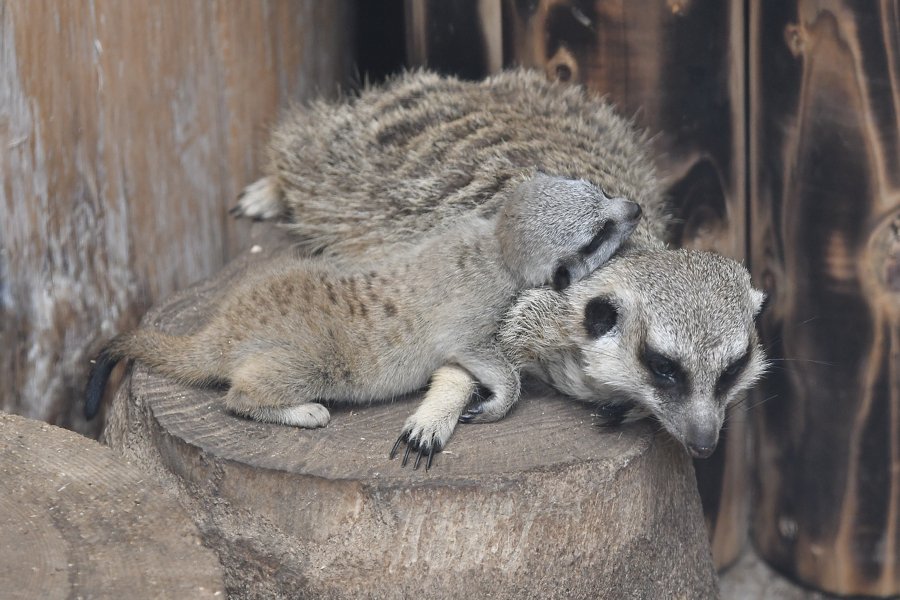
[{"left": 84, "top": 349, "right": 118, "bottom": 420}]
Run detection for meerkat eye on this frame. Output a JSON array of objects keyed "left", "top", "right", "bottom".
[
  {"left": 552, "top": 264, "right": 571, "bottom": 291},
  {"left": 715, "top": 349, "right": 751, "bottom": 396},
  {"left": 642, "top": 349, "right": 682, "bottom": 386},
  {"left": 579, "top": 223, "right": 610, "bottom": 256}
]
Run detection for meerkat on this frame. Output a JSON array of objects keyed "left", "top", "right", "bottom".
[
  {"left": 232, "top": 69, "right": 768, "bottom": 461},
  {"left": 86, "top": 174, "right": 641, "bottom": 451}
]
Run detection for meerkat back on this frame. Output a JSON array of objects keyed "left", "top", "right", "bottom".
[{"left": 233, "top": 70, "right": 668, "bottom": 256}]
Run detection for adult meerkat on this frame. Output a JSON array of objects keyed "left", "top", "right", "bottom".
[
  {"left": 234, "top": 70, "right": 768, "bottom": 460},
  {"left": 86, "top": 174, "right": 641, "bottom": 462}
]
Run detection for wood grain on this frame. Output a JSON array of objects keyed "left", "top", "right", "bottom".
[
  {"left": 0, "top": 0, "right": 353, "bottom": 436},
  {"left": 750, "top": 1, "right": 900, "bottom": 596},
  {"left": 103, "top": 228, "right": 720, "bottom": 599},
  {"left": 500, "top": 0, "right": 750, "bottom": 570},
  {"left": 0, "top": 412, "right": 224, "bottom": 599}
]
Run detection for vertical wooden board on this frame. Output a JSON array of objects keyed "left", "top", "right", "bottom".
[
  {"left": 750, "top": 1, "right": 900, "bottom": 596},
  {"left": 502, "top": 0, "right": 749, "bottom": 570},
  {"left": 405, "top": 0, "right": 503, "bottom": 78},
  {"left": 0, "top": 0, "right": 353, "bottom": 435}
]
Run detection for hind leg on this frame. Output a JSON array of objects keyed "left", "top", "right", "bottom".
[
  {"left": 230, "top": 176, "right": 282, "bottom": 221},
  {"left": 224, "top": 351, "right": 331, "bottom": 428}
]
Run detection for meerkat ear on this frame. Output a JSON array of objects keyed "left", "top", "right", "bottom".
[
  {"left": 583, "top": 296, "right": 618, "bottom": 339},
  {"left": 750, "top": 288, "right": 767, "bottom": 318}
]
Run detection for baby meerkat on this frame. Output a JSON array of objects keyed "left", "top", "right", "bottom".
[
  {"left": 233, "top": 69, "right": 768, "bottom": 462},
  {"left": 86, "top": 174, "right": 641, "bottom": 444}
]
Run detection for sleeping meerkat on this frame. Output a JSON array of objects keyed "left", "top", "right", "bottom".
[
  {"left": 233, "top": 69, "right": 768, "bottom": 461},
  {"left": 86, "top": 174, "right": 641, "bottom": 450}
]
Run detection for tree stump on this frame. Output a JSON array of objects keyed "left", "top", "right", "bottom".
[
  {"left": 0, "top": 412, "right": 224, "bottom": 599},
  {"left": 101, "top": 229, "right": 719, "bottom": 599}
]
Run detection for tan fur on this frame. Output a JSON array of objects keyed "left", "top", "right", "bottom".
[
  {"left": 235, "top": 69, "right": 768, "bottom": 459},
  {"left": 95, "top": 174, "right": 640, "bottom": 430}
]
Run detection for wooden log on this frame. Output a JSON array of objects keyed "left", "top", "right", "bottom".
[
  {"left": 0, "top": 0, "right": 353, "bottom": 437},
  {"left": 0, "top": 412, "right": 224, "bottom": 599},
  {"left": 749, "top": 1, "right": 900, "bottom": 596},
  {"left": 498, "top": 0, "right": 751, "bottom": 570},
  {"left": 103, "top": 227, "right": 719, "bottom": 599}
]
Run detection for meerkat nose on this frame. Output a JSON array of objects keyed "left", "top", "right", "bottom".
[
  {"left": 687, "top": 442, "right": 716, "bottom": 459},
  {"left": 626, "top": 202, "right": 642, "bottom": 220}
]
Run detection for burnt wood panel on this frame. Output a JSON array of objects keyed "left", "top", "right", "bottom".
[
  {"left": 501, "top": 0, "right": 749, "bottom": 570},
  {"left": 750, "top": 1, "right": 900, "bottom": 596},
  {"left": 405, "top": 0, "right": 503, "bottom": 79},
  {"left": 0, "top": 1, "right": 353, "bottom": 436}
]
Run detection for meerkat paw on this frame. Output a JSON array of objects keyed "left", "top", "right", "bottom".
[
  {"left": 227, "top": 392, "right": 331, "bottom": 428},
  {"left": 230, "top": 176, "right": 281, "bottom": 221},
  {"left": 458, "top": 392, "right": 512, "bottom": 424},
  {"left": 389, "top": 413, "right": 457, "bottom": 471}
]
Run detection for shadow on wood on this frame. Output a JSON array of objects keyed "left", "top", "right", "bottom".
[{"left": 103, "top": 229, "right": 719, "bottom": 599}]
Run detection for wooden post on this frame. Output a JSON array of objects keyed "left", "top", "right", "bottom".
[
  {"left": 500, "top": 0, "right": 749, "bottom": 570},
  {"left": 102, "top": 230, "right": 720, "bottom": 599},
  {"left": 0, "top": 1, "right": 353, "bottom": 436},
  {"left": 750, "top": 2, "right": 900, "bottom": 596}
]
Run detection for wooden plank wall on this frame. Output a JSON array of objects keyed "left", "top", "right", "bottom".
[
  {"left": 0, "top": 1, "right": 354, "bottom": 436},
  {"left": 500, "top": 0, "right": 749, "bottom": 570},
  {"left": 750, "top": 1, "right": 900, "bottom": 596}
]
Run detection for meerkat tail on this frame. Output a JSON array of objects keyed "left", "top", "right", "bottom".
[
  {"left": 84, "top": 329, "right": 225, "bottom": 420},
  {"left": 84, "top": 348, "right": 120, "bottom": 420}
]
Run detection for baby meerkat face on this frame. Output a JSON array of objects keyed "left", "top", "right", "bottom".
[
  {"left": 498, "top": 173, "right": 642, "bottom": 290},
  {"left": 572, "top": 249, "right": 768, "bottom": 458}
]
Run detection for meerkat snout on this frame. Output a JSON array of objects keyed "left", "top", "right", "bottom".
[
  {"left": 498, "top": 174, "right": 643, "bottom": 290},
  {"left": 566, "top": 249, "right": 768, "bottom": 458}
]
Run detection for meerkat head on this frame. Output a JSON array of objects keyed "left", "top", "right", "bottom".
[
  {"left": 497, "top": 173, "right": 642, "bottom": 291},
  {"left": 570, "top": 249, "right": 767, "bottom": 458}
]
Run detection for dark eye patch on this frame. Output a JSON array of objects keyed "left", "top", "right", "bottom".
[
  {"left": 715, "top": 349, "right": 751, "bottom": 397},
  {"left": 579, "top": 222, "right": 610, "bottom": 256},
  {"left": 583, "top": 296, "right": 617, "bottom": 338},
  {"left": 641, "top": 348, "right": 685, "bottom": 389}
]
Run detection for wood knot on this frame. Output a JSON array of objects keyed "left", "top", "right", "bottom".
[
  {"left": 546, "top": 46, "right": 579, "bottom": 84},
  {"left": 868, "top": 210, "right": 900, "bottom": 294},
  {"left": 784, "top": 23, "right": 806, "bottom": 57}
]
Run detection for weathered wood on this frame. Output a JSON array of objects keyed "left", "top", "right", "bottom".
[
  {"left": 405, "top": 0, "right": 503, "bottom": 79},
  {"left": 0, "top": 0, "right": 353, "bottom": 436},
  {"left": 104, "top": 227, "right": 719, "bottom": 599},
  {"left": 720, "top": 549, "right": 843, "bottom": 600},
  {"left": 0, "top": 412, "right": 224, "bottom": 599},
  {"left": 499, "top": 0, "right": 750, "bottom": 570},
  {"left": 749, "top": 2, "right": 900, "bottom": 597}
]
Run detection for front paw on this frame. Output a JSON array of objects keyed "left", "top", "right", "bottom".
[
  {"left": 458, "top": 393, "right": 509, "bottom": 424},
  {"left": 388, "top": 414, "right": 456, "bottom": 471}
]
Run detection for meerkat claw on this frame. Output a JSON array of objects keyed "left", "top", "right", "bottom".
[
  {"left": 426, "top": 446, "right": 436, "bottom": 471},
  {"left": 389, "top": 432, "right": 408, "bottom": 460},
  {"left": 402, "top": 442, "right": 412, "bottom": 467},
  {"left": 414, "top": 446, "right": 425, "bottom": 470},
  {"left": 458, "top": 405, "right": 483, "bottom": 423}
]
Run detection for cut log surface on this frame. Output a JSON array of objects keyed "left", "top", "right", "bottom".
[
  {"left": 0, "top": 412, "right": 224, "bottom": 600},
  {"left": 104, "top": 229, "right": 719, "bottom": 599}
]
